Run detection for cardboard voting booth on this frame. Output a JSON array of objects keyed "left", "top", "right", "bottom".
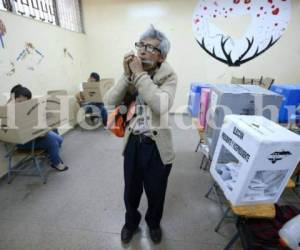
[
  {"left": 46, "top": 96, "right": 69, "bottom": 128},
  {"left": 47, "top": 90, "right": 68, "bottom": 96},
  {"left": 0, "top": 98, "right": 49, "bottom": 144},
  {"left": 205, "top": 84, "right": 283, "bottom": 159},
  {"left": 46, "top": 90, "right": 79, "bottom": 129},
  {"left": 82, "top": 79, "right": 114, "bottom": 102},
  {"left": 210, "top": 115, "right": 300, "bottom": 205}
]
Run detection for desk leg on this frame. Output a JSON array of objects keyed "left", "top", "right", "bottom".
[
  {"left": 31, "top": 140, "right": 47, "bottom": 184},
  {"left": 203, "top": 157, "right": 211, "bottom": 171},
  {"left": 215, "top": 207, "right": 231, "bottom": 232},
  {"left": 204, "top": 185, "right": 213, "bottom": 198},
  {"left": 205, "top": 182, "right": 225, "bottom": 215},
  {"left": 7, "top": 153, "right": 12, "bottom": 184},
  {"left": 212, "top": 183, "right": 225, "bottom": 214},
  {"left": 33, "top": 156, "right": 46, "bottom": 184},
  {"left": 200, "top": 155, "right": 205, "bottom": 169},
  {"left": 223, "top": 231, "right": 239, "bottom": 250},
  {"left": 195, "top": 139, "right": 201, "bottom": 152}
]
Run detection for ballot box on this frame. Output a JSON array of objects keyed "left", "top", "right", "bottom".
[
  {"left": 205, "top": 84, "right": 283, "bottom": 159},
  {"left": 270, "top": 84, "right": 300, "bottom": 123},
  {"left": 210, "top": 115, "right": 300, "bottom": 205},
  {"left": 0, "top": 98, "right": 49, "bottom": 144}
]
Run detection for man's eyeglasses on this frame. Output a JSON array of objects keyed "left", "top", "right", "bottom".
[{"left": 135, "top": 42, "right": 161, "bottom": 54}]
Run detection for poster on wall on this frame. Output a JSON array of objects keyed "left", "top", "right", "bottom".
[{"left": 192, "top": 0, "right": 291, "bottom": 67}]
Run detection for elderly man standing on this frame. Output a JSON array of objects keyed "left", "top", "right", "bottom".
[{"left": 105, "top": 25, "right": 177, "bottom": 244}]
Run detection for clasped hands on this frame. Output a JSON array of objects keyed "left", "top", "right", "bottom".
[{"left": 123, "top": 51, "right": 145, "bottom": 79}]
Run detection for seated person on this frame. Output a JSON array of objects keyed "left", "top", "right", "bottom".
[
  {"left": 10, "top": 85, "right": 68, "bottom": 172},
  {"left": 7, "top": 84, "right": 22, "bottom": 103},
  {"left": 76, "top": 72, "right": 108, "bottom": 127}
]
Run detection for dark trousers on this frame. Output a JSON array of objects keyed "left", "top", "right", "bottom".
[
  {"left": 17, "top": 130, "right": 63, "bottom": 166},
  {"left": 123, "top": 134, "right": 172, "bottom": 230},
  {"left": 82, "top": 102, "right": 108, "bottom": 126}
]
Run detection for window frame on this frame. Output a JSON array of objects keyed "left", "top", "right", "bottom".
[{"left": 0, "top": 0, "right": 84, "bottom": 33}]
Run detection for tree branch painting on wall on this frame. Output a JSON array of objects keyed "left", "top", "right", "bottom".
[{"left": 192, "top": 0, "right": 291, "bottom": 67}]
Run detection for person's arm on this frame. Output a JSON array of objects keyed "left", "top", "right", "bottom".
[
  {"left": 133, "top": 72, "right": 177, "bottom": 115},
  {"left": 75, "top": 91, "right": 84, "bottom": 103},
  {"left": 104, "top": 53, "right": 134, "bottom": 106},
  {"left": 128, "top": 57, "right": 177, "bottom": 115},
  {"left": 104, "top": 75, "right": 130, "bottom": 106}
]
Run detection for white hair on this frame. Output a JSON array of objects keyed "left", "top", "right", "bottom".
[{"left": 139, "top": 25, "right": 171, "bottom": 58}]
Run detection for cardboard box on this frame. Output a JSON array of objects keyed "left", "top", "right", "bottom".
[
  {"left": 0, "top": 98, "right": 49, "bottom": 144},
  {"left": 68, "top": 97, "right": 80, "bottom": 126},
  {"left": 82, "top": 79, "right": 114, "bottom": 102},
  {"left": 46, "top": 96, "right": 69, "bottom": 128},
  {"left": 205, "top": 84, "right": 283, "bottom": 159},
  {"left": 47, "top": 90, "right": 68, "bottom": 96},
  {"left": 57, "top": 96, "right": 80, "bottom": 135},
  {"left": 210, "top": 115, "right": 300, "bottom": 205},
  {"left": 0, "top": 98, "right": 47, "bottom": 129},
  {"left": 0, "top": 127, "right": 49, "bottom": 144},
  {"left": 100, "top": 79, "right": 114, "bottom": 99}
]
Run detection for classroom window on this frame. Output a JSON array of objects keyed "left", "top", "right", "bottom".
[
  {"left": 0, "top": 0, "right": 12, "bottom": 11},
  {"left": 12, "top": 0, "right": 57, "bottom": 25},
  {"left": 0, "top": 0, "right": 83, "bottom": 33},
  {"left": 56, "top": 0, "right": 83, "bottom": 33}
]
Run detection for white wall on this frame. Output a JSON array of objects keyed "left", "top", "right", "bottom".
[
  {"left": 0, "top": 10, "right": 90, "bottom": 177},
  {"left": 82, "top": 0, "right": 300, "bottom": 113},
  {"left": 0, "top": 11, "right": 90, "bottom": 99}
]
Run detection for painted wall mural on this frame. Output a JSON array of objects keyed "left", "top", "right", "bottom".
[
  {"left": 192, "top": 0, "right": 291, "bottom": 66},
  {"left": 0, "top": 19, "right": 14, "bottom": 77},
  {"left": 16, "top": 42, "right": 44, "bottom": 71}
]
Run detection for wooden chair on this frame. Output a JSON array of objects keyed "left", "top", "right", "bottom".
[{"left": 230, "top": 76, "right": 275, "bottom": 89}]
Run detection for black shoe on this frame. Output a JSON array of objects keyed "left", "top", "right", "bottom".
[
  {"left": 149, "top": 226, "right": 162, "bottom": 244},
  {"left": 51, "top": 164, "right": 69, "bottom": 172},
  {"left": 121, "top": 225, "right": 137, "bottom": 244}
]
